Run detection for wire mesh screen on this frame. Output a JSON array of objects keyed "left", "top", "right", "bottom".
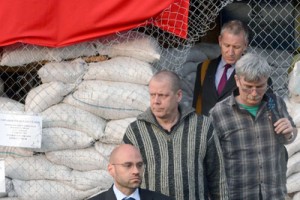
[
  {"left": 0, "top": 0, "right": 299, "bottom": 199},
  {"left": 246, "top": 0, "right": 300, "bottom": 98}
]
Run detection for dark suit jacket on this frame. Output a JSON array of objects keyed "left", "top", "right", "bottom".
[
  {"left": 87, "top": 186, "right": 174, "bottom": 200},
  {"left": 192, "top": 56, "right": 273, "bottom": 116}
]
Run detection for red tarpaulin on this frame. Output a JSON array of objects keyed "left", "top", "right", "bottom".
[{"left": 0, "top": 0, "right": 189, "bottom": 47}]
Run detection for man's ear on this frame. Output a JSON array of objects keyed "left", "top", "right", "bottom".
[
  {"left": 177, "top": 89, "right": 183, "bottom": 103},
  {"left": 108, "top": 163, "right": 114, "bottom": 177},
  {"left": 234, "top": 75, "right": 240, "bottom": 87},
  {"left": 243, "top": 43, "right": 248, "bottom": 55},
  {"left": 218, "top": 35, "right": 222, "bottom": 47}
]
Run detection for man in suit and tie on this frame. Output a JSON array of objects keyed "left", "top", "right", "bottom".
[
  {"left": 192, "top": 20, "right": 249, "bottom": 116},
  {"left": 88, "top": 144, "right": 173, "bottom": 200}
]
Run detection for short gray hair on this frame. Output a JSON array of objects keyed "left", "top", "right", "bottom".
[
  {"left": 220, "top": 20, "right": 249, "bottom": 44},
  {"left": 151, "top": 70, "right": 181, "bottom": 92},
  {"left": 235, "top": 53, "right": 272, "bottom": 82}
]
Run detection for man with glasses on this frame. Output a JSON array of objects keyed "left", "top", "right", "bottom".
[
  {"left": 209, "top": 53, "right": 297, "bottom": 200},
  {"left": 192, "top": 20, "right": 273, "bottom": 116},
  {"left": 88, "top": 144, "right": 172, "bottom": 200},
  {"left": 124, "top": 70, "right": 228, "bottom": 200}
]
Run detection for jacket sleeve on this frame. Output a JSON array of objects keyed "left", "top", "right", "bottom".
[
  {"left": 192, "top": 62, "right": 202, "bottom": 108},
  {"left": 123, "top": 124, "right": 135, "bottom": 145},
  {"left": 266, "top": 77, "right": 273, "bottom": 94},
  {"left": 277, "top": 95, "right": 298, "bottom": 144},
  {"left": 204, "top": 127, "right": 229, "bottom": 200}
]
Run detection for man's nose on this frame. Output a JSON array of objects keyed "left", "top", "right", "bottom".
[
  {"left": 228, "top": 47, "right": 234, "bottom": 55},
  {"left": 250, "top": 89, "right": 258, "bottom": 96},
  {"left": 132, "top": 165, "right": 140, "bottom": 173},
  {"left": 153, "top": 95, "right": 160, "bottom": 103}
]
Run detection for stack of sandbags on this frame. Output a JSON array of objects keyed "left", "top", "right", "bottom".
[
  {"left": 0, "top": 97, "right": 33, "bottom": 159},
  {"left": 63, "top": 56, "right": 153, "bottom": 120},
  {"left": 285, "top": 60, "right": 300, "bottom": 200},
  {"left": 0, "top": 41, "right": 101, "bottom": 67},
  {"left": 0, "top": 32, "right": 159, "bottom": 200},
  {"left": 1, "top": 59, "right": 110, "bottom": 199},
  {"left": 0, "top": 97, "right": 32, "bottom": 198},
  {"left": 62, "top": 34, "right": 158, "bottom": 175}
]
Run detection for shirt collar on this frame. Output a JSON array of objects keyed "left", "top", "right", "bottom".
[
  {"left": 230, "top": 88, "right": 269, "bottom": 107},
  {"left": 113, "top": 184, "right": 140, "bottom": 200},
  {"left": 220, "top": 58, "right": 235, "bottom": 69}
]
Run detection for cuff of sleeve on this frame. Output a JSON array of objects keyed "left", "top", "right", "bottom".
[{"left": 287, "top": 129, "right": 297, "bottom": 142}]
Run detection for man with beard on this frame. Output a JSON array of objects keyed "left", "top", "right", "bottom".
[
  {"left": 88, "top": 144, "right": 172, "bottom": 200},
  {"left": 210, "top": 53, "right": 297, "bottom": 200}
]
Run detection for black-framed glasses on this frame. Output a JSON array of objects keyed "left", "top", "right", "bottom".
[
  {"left": 112, "top": 162, "right": 145, "bottom": 170},
  {"left": 238, "top": 79, "right": 267, "bottom": 93}
]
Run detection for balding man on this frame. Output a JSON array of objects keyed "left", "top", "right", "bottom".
[
  {"left": 124, "top": 70, "right": 228, "bottom": 200},
  {"left": 88, "top": 144, "right": 173, "bottom": 200}
]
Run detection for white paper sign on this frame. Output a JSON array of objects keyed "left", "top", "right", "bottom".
[
  {"left": 0, "top": 160, "right": 5, "bottom": 193},
  {"left": 0, "top": 113, "right": 42, "bottom": 148}
]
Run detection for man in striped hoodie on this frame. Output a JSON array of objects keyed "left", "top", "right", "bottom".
[{"left": 123, "top": 70, "right": 228, "bottom": 200}]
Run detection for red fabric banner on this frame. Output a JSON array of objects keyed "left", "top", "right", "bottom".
[{"left": 0, "top": 0, "right": 189, "bottom": 47}]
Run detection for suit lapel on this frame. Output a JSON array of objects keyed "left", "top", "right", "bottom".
[
  {"left": 204, "top": 57, "right": 220, "bottom": 98},
  {"left": 106, "top": 186, "right": 118, "bottom": 200},
  {"left": 219, "top": 70, "right": 236, "bottom": 98},
  {"left": 139, "top": 188, "right": 152, "bottom": 200}
]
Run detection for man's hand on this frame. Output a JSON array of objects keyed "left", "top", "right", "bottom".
[{"left": 274, "top": 118, "right": 294, "bottom": 140}]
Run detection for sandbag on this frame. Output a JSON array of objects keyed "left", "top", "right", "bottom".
[
  {"left": 12, "top": 179, "right": 101, "bottom": 200},
  {"left": 192, "top": 42, "right": 220, "bottom": 60},
  {"left": 0, "top": 97, "right": 24, "bottom": 112},
  {"left": 0, "top": 178, "right": 14, "bottom": 198},
  {"left": 0, "top": 147, "right": 33, "bottom": 158},
  {"left": 83, "top": 56, "right": 155, "bottom": 85},
  {"left": 63, "top": 80, "right": 149, "bottom": 120},
  {"left": 47, "top": 41, "right": 99, "bottom": 62},
  {"left": 186, "top": 45, "right": 208, "bottom": 63},
  {"left": 94, "top": 142, "right": 117, "bottom": 159},
  {"left": 5, "top": 155, "right": 71, "bottom": 181},
  {"left": 102, "top": 32, "right": 161, "bottom": 63},
  {"left": 287, "top": 172, "right": 300, "bottom": 193},
  {"left": 293, "top": 192, "right": 300, "bottom": 200},
  {"left": 285, "top": 99, "right": 300, "bottom": 127},
  {"left": 290, "top": 94, "right": 300, "bottom": 104},
  {"left": 42, "top": 103, "right": 106, "bottom": 140},
  {"left": 289, "top": 61, "right": 300, "bottom": 95},
  {"left": 0, "top": 44, "right": 51, "bottom": 66},
  {"left": 0, "top": 41, "right": 99, "bottom": 67},
  {"left": 285, "top": 132, "right": 300, "bottom": 157},
  {"left": 179, "top": 61, "right": 199, "bottom": 78},
  {"left": 287, "top": 152, "right": 300, "bottom": 177},
  {"left": 100, "top": 118, "right": 136, "bottom": 144},
  {"left": 38, "top": 58, "right": 87, "bottom": 84},
  {"left": 25, "top": 82, "right": 75, "bottom": 113},
  {"left": 33, "top": 127, "right": 95, "bottom": 152},
  {"left": 45, "top": 147, "right": 108, "bottom": 171},
  {"left": 64, "top": 170, "right": 113, "bottom": 191}
]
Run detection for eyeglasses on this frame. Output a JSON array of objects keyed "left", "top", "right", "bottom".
[
  {"left": 238, "top": 79, "right": 267, "bottom": 93},
  {"left": 112, "top": 162, "right": 145, "bottom": 170}
]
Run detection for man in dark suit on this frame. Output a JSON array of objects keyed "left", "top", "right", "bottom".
[
  {"left": 192, "top": 20, "right": 249, "bottom": 116},
  {"left": 87, "top": 144, "right": 173, "bottom": 200}
]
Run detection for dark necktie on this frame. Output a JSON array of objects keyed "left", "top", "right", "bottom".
[
  {"left": 123, "top": 197, "right": 135, "bottom": 200},
  {"left": 217, "top": 64, "right": 231, "bottom": 95}
]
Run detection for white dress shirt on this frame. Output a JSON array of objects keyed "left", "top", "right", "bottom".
[{"left": 113, "top": 184, "right": 140, "bottom": 200}]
